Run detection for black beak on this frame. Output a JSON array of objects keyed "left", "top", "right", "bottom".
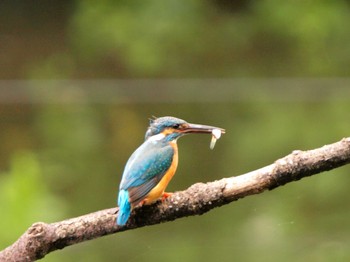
[{"left": 180, "top": 123, "right": 225, "bottom": 134}]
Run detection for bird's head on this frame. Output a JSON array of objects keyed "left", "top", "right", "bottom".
[{"left": 145, "top": 116, "right": 225, "bottom": 142}]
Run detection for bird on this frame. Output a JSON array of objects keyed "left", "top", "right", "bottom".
[{"left": 116, "top": 116, "right": 225, "bottom": 226}]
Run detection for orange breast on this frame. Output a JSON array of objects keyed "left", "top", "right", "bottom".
[{"left": 143, "top": 142, "right": 178, "bottom": 204}]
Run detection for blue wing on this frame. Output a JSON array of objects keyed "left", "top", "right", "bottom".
[{"left": 119, "top": 140, "right": 174, "bottom": 206}]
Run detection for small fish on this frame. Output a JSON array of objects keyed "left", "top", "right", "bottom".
[{"left": 210, "top": 128, "right": 222, "bottom": 149}]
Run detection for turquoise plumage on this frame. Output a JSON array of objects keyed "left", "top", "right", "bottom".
[
  {"left": 117, "top": 190, "right": 131, "bottom": 225},
  {"left": 117, "top": 139, "right": 174, "bottom": 225}
]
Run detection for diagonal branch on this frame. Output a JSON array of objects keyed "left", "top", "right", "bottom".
[{"left": 1, "top": 137, "right": 350, "bottom": 261}]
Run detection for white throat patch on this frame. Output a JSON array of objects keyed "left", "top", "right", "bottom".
[{"left": 148, "top": 133, "right": 166, "bottom": 142}]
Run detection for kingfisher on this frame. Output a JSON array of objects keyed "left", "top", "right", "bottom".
[{"left": 116, "top": 116, "right": 225, "bottom": 226}]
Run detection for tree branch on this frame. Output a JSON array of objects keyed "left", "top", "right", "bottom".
[{"left": 1, "top": 137, "right": 350, "bottom": 261}]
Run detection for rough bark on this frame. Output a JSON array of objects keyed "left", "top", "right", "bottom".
[{"left": 1, "top": 137, "right": 350, "bottom": 261}]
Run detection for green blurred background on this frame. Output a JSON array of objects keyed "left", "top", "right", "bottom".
[{"left": 1, "top": 1, "right": 350, "bottom": 261}]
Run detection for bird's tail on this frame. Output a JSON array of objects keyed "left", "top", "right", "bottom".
[{"left": 117, "top": 189, "right": 131, "bottom": 226}]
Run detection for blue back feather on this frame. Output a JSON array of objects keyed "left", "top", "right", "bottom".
[
  {"left": 117, "top": 139, "right": 174, "bottom": 225},
  {"left": 120, "top": 140, "right": 174, "bottom": 190},
  {"left": 117, "top": 189, "right": 131, "bottom": 225}
]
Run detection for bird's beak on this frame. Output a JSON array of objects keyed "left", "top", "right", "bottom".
[{"left": 180, "top": 123, "right": 226, "bottom": 134}]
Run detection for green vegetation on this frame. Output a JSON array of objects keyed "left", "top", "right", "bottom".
[{"left": 1, "top": 1, "right": 350, "bottom": 261}]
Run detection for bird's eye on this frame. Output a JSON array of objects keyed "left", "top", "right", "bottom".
[{"left": 173, "top": 124, "right": 180, "bottom": 129}]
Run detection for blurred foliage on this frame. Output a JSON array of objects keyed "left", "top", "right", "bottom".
[
  {"left": 1, "top": 0, "right": 350, "bottom": 261},
  {"left": 0, "top": 151, "right": 66, "bottom": 250},
  {"left": 65, "top": 0, "right": 350, "bottom": 77},
  {"left": 2, "top": 0, "right": 350, "bottom": 78}
]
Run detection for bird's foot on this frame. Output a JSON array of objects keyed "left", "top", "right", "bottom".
[
  {"left": 137, "top": 198, "right": 147, "bottom": 207},
  {"left": 161, "top": 192, "right": 173, "bottom": 201}
]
